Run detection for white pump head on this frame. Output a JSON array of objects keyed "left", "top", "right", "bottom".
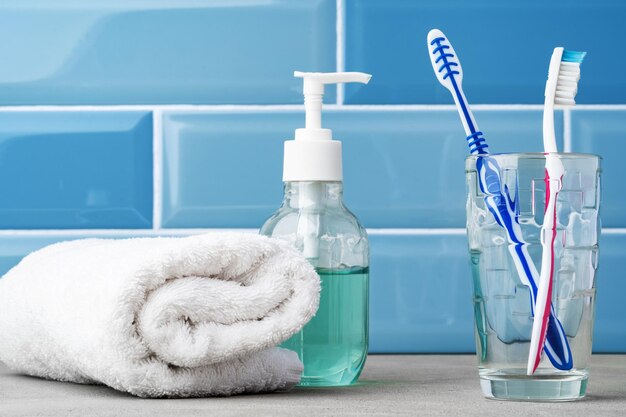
[{"left": 283, "top": 71, "right": 372, "bottom": 182}]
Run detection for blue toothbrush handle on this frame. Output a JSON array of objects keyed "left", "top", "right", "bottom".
[
  {"left": 477, "top": 156, "right": 573, "bottom": 370},
  {"left": 428, "top": 30, "right": 572, "bottom": 369}
]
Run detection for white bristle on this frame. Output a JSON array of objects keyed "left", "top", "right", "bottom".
[{"left": 555, "top": 62, "right": 581, "bottom": 106}]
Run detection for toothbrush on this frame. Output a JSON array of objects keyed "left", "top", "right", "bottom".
[
  {"left": 527, "top": 47, "right": 586, "bottom": 375},
  {"left": 427, "top": 29, "right": 572, "bottom": 370}
]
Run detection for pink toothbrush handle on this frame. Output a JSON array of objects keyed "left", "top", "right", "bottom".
[{"left": 528, "top": 165, "right": 562, "bottom": 375}]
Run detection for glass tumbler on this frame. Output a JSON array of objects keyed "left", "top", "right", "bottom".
[{"left": 465, "top": 153, "right": 601, "bottom": 401}]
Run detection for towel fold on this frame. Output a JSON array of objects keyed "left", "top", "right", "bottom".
[{"left": 0, "top": 233, "right": 320, "bottom": 397}]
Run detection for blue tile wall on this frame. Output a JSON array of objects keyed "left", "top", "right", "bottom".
[
  {"left": 368, "top": 232, "right": 626, "bottom": 353},
  {"left": 0, "top": 235, "right": 91, "bottom": 275},
  {"left": 162, "top": 110, "right": 561, "bottom": 228},
  {"left": 594, "top": 234, "right": 626, "bottom": 352},
  {"left": 570, "top": 110, "right": 625, "bottom": 227},
  {"left": 161, "top": 111, "right": 289, "bottom": 228},
  {"left": 0, "top": 231, "right": 622, "bottom": 353},
  {"left": 0, "top": 2, "right": 623, "bottom": 353},
  {"left": 345, "top": 0, "right": 626, "bottom": 104},
  {"left": 0, "top": 1, "right": 335, "bottom": 105},
  {"left": 338, "top": 110, "right": 561, "bottom": 228},
  {"left": 0, "top": 232, "right": 164, "bottom": 277},
  {"left": 369, "top": 233, "right": 474, "bottom": 352},
  {"left": 0, "top": 112, "right": 152, "bottom": 229}
]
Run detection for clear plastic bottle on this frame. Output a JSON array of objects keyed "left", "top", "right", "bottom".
[
  {"left": 262, "top": 71, "right": 371, "bottom": 386},
  {"left": 261, "top": 181, "right": 369, "bottom": 386}
]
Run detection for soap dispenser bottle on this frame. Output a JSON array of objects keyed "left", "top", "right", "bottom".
[{"left": 261, "top": 71, "right": 371, "bottom": 387}]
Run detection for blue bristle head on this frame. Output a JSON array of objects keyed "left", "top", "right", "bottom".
[{"left": 562, "top": 50, "right": 586, "bottom": 64}]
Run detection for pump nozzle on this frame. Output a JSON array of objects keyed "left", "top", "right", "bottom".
[
  {"left": 284, "top": 70, "right": 372, "bottom": 183},
  {"left": 294, "top": 71, "right": 372, "bottom": 94},
  {"left": 294, "top": 71, "right": 372, "bottom": 130}
]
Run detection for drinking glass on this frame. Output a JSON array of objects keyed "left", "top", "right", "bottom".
[{"left": 466, "top": 152, "right": 601, "bottom": 401}]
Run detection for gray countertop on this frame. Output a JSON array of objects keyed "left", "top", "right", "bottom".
[{"left": 1, "top": 355, "right": 625, "bottom": 416}]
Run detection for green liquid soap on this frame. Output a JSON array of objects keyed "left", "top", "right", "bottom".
[{"left": 282, "top": 266, "right": 369, "bottom": 387}]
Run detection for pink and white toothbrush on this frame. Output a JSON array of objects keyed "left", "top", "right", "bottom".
[{"left": 527, "top": 47, "right": 586, "bottom": 375}]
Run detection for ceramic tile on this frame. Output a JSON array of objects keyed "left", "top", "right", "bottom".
[
  {"left": 369, "top": 232, "right": 623, "bottom": 353},
  {"left": 0, "top": 232, "right": 166, "bottom": 276},
  {"left": 345, "top": 0, "right": 626, "bottom": 104},
  {"left": 369, "top": 233, "right": 475, "bottom": 352},
  {"left": 336, "top": 110, "right": 561, "bottom": 227},
  {"left": 161, "top": 111, "right": 292, "bottom": 228},
  {"left": 592, "top": 233, "right": 626, "bottom": 352},
  {"left": 570, "top": 110, "right": 624, "bottom": 227},
  {"left": 0, "top": 231, "right": 622, "bottom": 353},
  {"left": 0, "top": 1, "right": 335, "bottom": 104},
  {"left": 0, "top": 112, "right": 153, "bottom": 228},
  {"left": 161, "top": 110, "right": 560, "bottom": 228}
]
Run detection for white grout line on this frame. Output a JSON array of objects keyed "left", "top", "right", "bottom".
[
  {"left": 326, "top": 104, "right": 543, "bottom": 111},
  {"left": 0, "top": 229, "right": 259, "bottom": 237},
  {"left": 0, "top": 105, "right": 155, "bottom": 112},
  {"left": 0, "top": 104, "right": 624, "bottom": 112},
  {"left": 326, "top": 104, "right": 546, "bottom": 111},
  {"left": 570, "top": 105, "right": 626, "bottom": 110},
  {"left": 152, "top": 110, "right": 163, "bottom": 229},
  {"left": 601, "top": 229, "right": 626, "bottom": 235},
  {"left": 335, "top": 0, "right": 345, "bottom": 106},
  {"left": 0, "top": 104, "right": 534, "bottom": 112},
  {"left": 0, "top": 228, "right": 624, "bottom": 237},
  {"left": 155, "top": 228, "right": 259, "bottom": 234},
  {"left": 563, "top": 108, "right": 572, "bottom": 152},
  {"left": 0, "top": 228, "right": 467, "bottom": 237},
  {"left": 0, "top": 104, "right": 306, "bottom": 112},
  {"left": 366, "top": 228, "right": 466, "bottom": 235}
]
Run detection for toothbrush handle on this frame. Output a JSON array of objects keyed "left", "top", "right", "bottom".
[
  {"left": 543, "top": 98, "right": 558, "bottom": 153},
  {"left": 528, "top": 157, "right": 566, "bottom": 374},
  {"left": 477, "top": 156, "right": 573, "bottom": 370},
  {"left": 451, "top": 82, "right": 480, "bottom": 138},
  {"left": 527, "top": 178, "right": 559, "bottom": 374},
  {"left": 505, "top": 223, "right": 572, "bottom": 371},
  {"left": 451, "top": 84, "right": 489, "bottom": 155}
]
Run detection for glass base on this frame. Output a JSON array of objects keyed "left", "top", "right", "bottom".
[
  {"left": 479, "top": 369, "right": 588, "bottom": 402},
  {"left": 298, "top": 367, "right": 362, "bottom": 387}
]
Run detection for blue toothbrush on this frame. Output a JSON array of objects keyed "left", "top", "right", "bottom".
[{"left": 427, "top": 29, "right": 572, "bottom": 370}]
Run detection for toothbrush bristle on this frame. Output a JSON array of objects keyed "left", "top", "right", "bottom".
[
  {"left": 561, "top": 50, "right": 586, "bottom": 64},
  {"left": 554, "top": 50, "right": 585, "bottom": 106}
]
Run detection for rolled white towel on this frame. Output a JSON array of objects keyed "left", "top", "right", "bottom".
[{"left": 0, "top": 233, "right": 320, "bottom": 397}]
